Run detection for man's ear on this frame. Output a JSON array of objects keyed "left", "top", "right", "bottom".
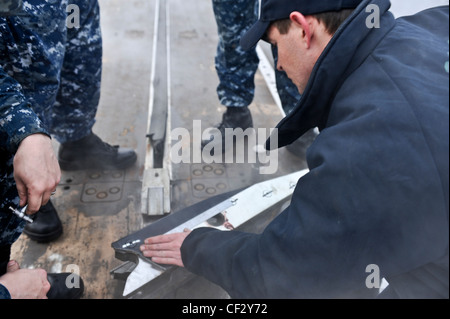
[{"left": 289, "top": 11, "right": 311, "bottom": 48}]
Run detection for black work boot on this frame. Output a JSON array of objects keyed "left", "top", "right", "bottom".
[
  {"left": 23, "top": 201, "right": 63, "bottom": 243},
  {"left": 201, "top": 107, "right": 253, "bottom": 152},
  {"left": 58, "top": 132, "right": 137, "bottom": 171},
  {"left": 47, "top": 273, "right": 85, "bottom": 299}
]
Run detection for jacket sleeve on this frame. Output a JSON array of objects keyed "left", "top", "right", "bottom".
[
  {"left": 181, "top": 64, "right": 449, "bottom": 298},
  {"left": 181, "top": 228, "right": 264, "bottom": 298},
  {"left": 0, "top": 66, "right": 49, "bottom": 153},
  {"left": 181, "top": 109, "right": 448, "bottom": 298},
  {"left": 0, "top": 283, "right": 11, "bottom": 299}
]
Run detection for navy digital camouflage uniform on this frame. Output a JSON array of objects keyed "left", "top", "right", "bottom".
[
  {"left": 0, "top": 0, "right": 22, "bottom": 15},
  {"left": 0, "top": 0, "right": 102, "bottom": 266},
  {"left": 212, "top": 0, "right": 300, "bottom": 114}
]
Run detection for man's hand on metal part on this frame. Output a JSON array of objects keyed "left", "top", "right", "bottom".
[
  {"left": 13, "top": 133, "right": 61, "bottom": 215},
  {"left": 140, "top": 229, "right": 191, "bottom": 267},
  {"left": 0, "top": 260, "right": 51, "bottom": 299}
]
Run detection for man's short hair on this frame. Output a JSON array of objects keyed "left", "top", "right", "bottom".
[{"left": 272, "top": 9, "right": 354, "bottom": 36}]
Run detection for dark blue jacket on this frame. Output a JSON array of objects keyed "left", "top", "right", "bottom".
[{"left": 181, "top": 0, "right": 449, "bottom": 298}]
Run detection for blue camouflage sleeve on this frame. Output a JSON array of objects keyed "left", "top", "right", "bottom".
[
  {"left": 0, "top": 283, "right": 11, "bottom": 299},
  {"left": 0, "top": 66, "right": 50, "bottom": 153}
]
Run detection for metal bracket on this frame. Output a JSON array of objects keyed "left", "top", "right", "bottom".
[
  {"left": 112, "top": 169, "right": 309, "bottom": 297},
  {"left": 141, "top": 168, "right": 171, "bottom": 215}
]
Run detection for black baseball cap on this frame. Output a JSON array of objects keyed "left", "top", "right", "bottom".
[{"left": 240, "top": 0, "right": 363, "bottom": 50}]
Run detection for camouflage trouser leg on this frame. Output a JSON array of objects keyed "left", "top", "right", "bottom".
[
  {"left": 212, "top": 0, "right": 300, "bottom": 113},
  {"left": 0, "top": 0, "right": 103, "bottom": 144},
  {"left": 51, "top": 0, "right": 103, "bottom": 144},
  {"left": 0, "top": 0, "right": 102, "bottom": 250},
  {"left": 212, "top": 0, "right": 260, "bottom": 108},
  {"left": 0, "top": 0, "right": 22, "bottom": 15}
]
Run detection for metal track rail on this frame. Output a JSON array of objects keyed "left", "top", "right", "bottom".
[{"left": 141, "top": 0, "right": 172, "bottom": 216}]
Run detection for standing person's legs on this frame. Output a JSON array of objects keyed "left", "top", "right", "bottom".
[
  {"left": 202, "top": 0, "right": 260, "bottom": 151},
  {"left": 56, "top": 0, "right": 137, "bottom": 171},
  {"left": 213, "top": 0, "right": 259, "bottom": 109},
  {"left": 51, "top": 0, "right": 102, "bottom": 144}
]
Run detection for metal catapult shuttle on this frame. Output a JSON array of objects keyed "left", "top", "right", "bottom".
[{"left": 111, "top": 169, "right": 308, "bottom": 297}]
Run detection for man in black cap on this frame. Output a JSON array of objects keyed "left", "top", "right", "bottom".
[{"left": 140, "top": 0, "right": 449, "bottom": 299}]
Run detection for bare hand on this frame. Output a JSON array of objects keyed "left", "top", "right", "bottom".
[
  {"left": 13, "top": 134, "right": 61, "bottom": 215},
  {"left": 0, "top": 262, "right": 50, "bottom": 299},
  {"left": 140, "top": 229, "right": 191, "bottom": 267}
]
